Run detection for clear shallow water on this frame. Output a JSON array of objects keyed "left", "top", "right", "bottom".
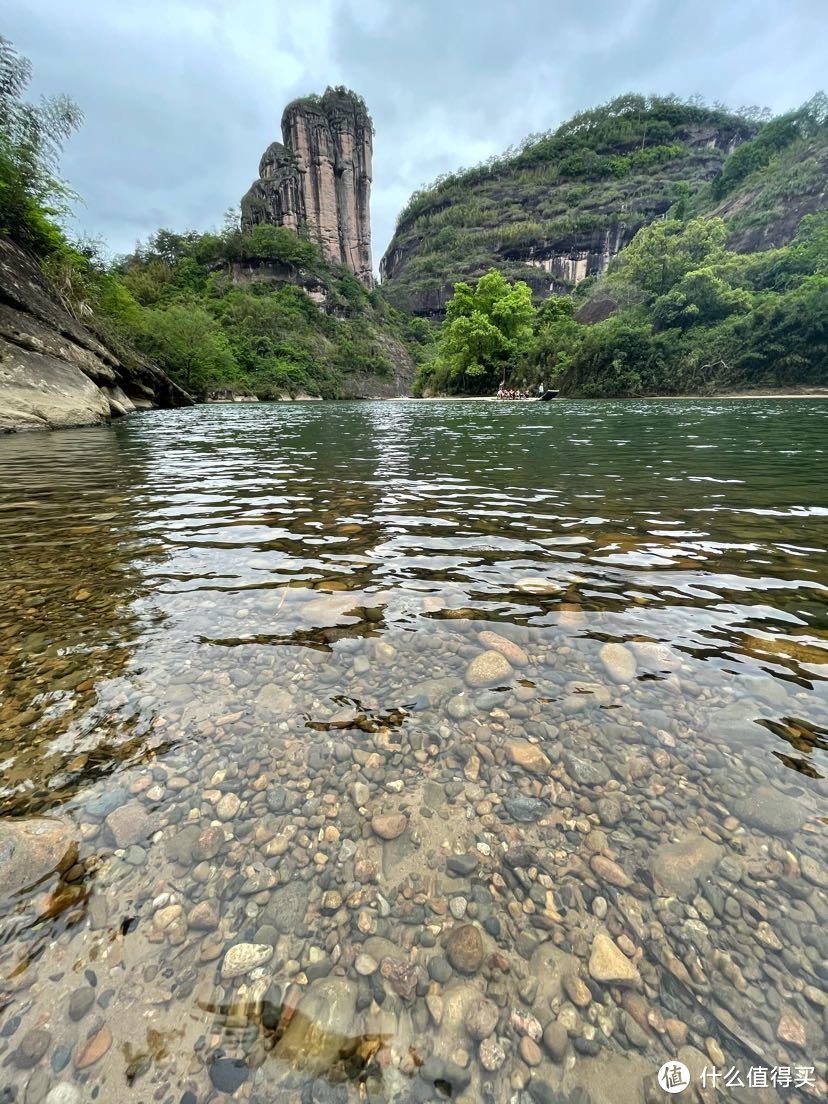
[{"left": 0, "top": 399, "right": 826, "bottom": 1103}]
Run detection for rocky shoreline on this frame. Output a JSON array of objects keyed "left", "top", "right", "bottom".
[{"left": 1, "top": 620, "right": 825, "bottom": 1104}]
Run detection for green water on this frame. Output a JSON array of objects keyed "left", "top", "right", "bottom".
[{"left": 0, "top": 399, "right": 825, "bottom": 1103}]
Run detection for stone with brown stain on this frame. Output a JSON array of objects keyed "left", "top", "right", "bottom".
[{"left": 75, "top": 1025, "right": 112, "bottom": 1069}]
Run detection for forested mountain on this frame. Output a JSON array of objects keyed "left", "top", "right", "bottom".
[
  {"left": 396, "top": 93, "right": 828, "bottom": 397},
  {"left": 381, "top": 93, "right": 827, "bottom": 319}
]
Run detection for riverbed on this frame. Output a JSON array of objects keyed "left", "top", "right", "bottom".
[{"left": 0, "top": 399, "right": 826, "bottom": 1103}]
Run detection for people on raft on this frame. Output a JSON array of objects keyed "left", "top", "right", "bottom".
[{"left": 496, "top": 386, "right": 530, "bottom": 399}]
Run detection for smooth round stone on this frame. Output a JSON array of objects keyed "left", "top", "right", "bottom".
[
  {"left": 446, "top": 695, "right": 473, "bottom": 721},
  {"left": 428, "top": 956, "right": 452, "bottom": 983},
  {"left": 209, "top": 1056, "right": 249, "bottom": 1093},
  {"left": 68, "top": 987, "right": 95, "bottom": 1022},
  {"left": 45, "top": 1087, "right": 81, "bottom": 1104},
  {"left": 599, "top": 642, "right": 637, "bottom": 683},
  {"left": 74, "top": 1026, "right": 112, "bottom": 1069},
  {"left": 449, "top": 896, "right": 467, "bottom": 920},
  {"left": 216, "top": 793, "right": 241, "bottom": 821},
  {"left": 445, "top": 925, "right": 484, "bottom": 974},
  {"left": 478, "top": 630, "right": 529, "bottom": 668},
  {"left": 370, "top": 813, "right": 407, "bottom": 840},
  {"left": 50, "top": 1046, "right": 71, "bottom": 1074},
  {"left": 543, "top": 1021, "right": 568, "bottom": 1062},
  {"left": 465, "top": 998, "right": 499, "bottom": 1040},
  {"left": 355, "top": 954, "right": 378, "bottom": 976},
  {"left": 221, "top": 942, "right": 273, "bottom": 979},
  {"left": 464, "top": 650, "right": 514, "bottom": 688},
  {"left": 15, "top": 1028, "right": 51, "bottom": 1068},
  {"left": 479, "top": 1036, "right": 506, "bottom": 1071},
  {"left": 519, "top": 1036, "right": 542, "bottom": 1066}
]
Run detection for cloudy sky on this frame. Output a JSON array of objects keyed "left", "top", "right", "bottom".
[{"left": 4, "top": 0, "right": 825, "bottom": 269}]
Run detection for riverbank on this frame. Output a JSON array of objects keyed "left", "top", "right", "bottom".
[{"left": 410, "top": 389, "right": 828, "bottom": 401}]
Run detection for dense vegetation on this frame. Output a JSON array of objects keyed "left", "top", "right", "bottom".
[
  {"left": 382, "top": 94, "right": 765, "bottom": 313},
  {"left": 92, "top": 223, "right": 431, "bottom": 399},
  {"left": 382, "top": 92, "right": 828, "bottom": 331},
  {"left": 0, "top": 37, "right": 430, "bottom": 400},
  {"left": 2, "top": 34, "right": 825, "bottom": 403},
  {"left": 416, "top": 213, "right": 828, "bottom": 396}
]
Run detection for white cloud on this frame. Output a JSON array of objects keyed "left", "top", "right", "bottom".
[{"left": 3, "top": 0, "right": 825, "bottom": 264}]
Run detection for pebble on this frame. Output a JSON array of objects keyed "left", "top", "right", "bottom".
[
  {"left": 562, "top": 973, "right": 592, "bottom": 1008},
  {"left": 68, "top": 987, "right": 95, "bottom": 1021},
  {"left": 590, "top": 854, "right": 633, "bottom": 888},
  {"left": 478, "top": 630, "right": 529, "bottom": 668},
  {"left": 449, "top": 896, "right": 468, "bottom": 919},
  {"left": 15, "top": 1029, "right": 51, "bottom": 1069},
  {"left": 209, "top": 1056, "right": 249, "bottom": 1093},
  {"left": 74, "top": 1025, "right": 112, "bottom": 1069},
  {"left": 355, "top": 954, "right": 378, "bottom": 976},
  {"left": 600, "top": 642, "right": 637, "bottom": 683},
  {"left": 542, "top": 1021, "right": 568, "bottom": 1062},
  {"left": 45, "top": 1089, "right": 81, "bottom": 1104},
  {"left": 446, "top": 853, "right": 478, "bottom": 876},
  {"left": 505, "top": 739, "right": 550, "bottom": 774},
  {"left": 464, "top": 998, "right": 499, "bottom": 1040},
  {"left": 445, "top": 924, "right": 484, "bottom": 974},
  {"left": 519, "top": 1036, "right": 542, "bottom": 1066},
  {"left": 216, "top": 793, "right": 241, "bottom": 821},
  {"left": 370, "top": 812, "right": 407, "bottom": 840},
  {"left": 221, "top": 942, "right": 274, "bottom": 979},
  {"left": 479, "top": 1036, "right": 506, "bottom": 1071},
  {"left": 777, "top": 1010, "right": 807, "bottom": 1048},
  {"left": 104, "top": 800, "right": 150, "bottom": 847},
  {"left": 464, "top": 650, "right": 514, "bottom": 688},
  {"left": 588, "top": 932, "right": 640, "bottom": 986}
]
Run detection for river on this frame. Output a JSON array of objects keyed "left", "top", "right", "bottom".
[{"left": 0, "top": 399, "right": 826, "bottom": 1102}]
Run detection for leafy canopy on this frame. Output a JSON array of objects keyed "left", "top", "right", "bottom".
[
  {"left": 436, "top": 269, "right": 534, "bottom": 391},
  {"left": 0, "top": 35, "right": 82, "bottom": 253}
]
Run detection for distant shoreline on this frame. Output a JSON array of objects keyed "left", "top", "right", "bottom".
[{"left": 405, "top": 390, "right": 828, "bottom": 402}]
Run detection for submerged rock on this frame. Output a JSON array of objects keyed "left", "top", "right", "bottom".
[
  {"left": 221, "top": 942, "right": 273, "bottom": 979},
  {"left": 588, "top": 932, "right": 640, "bottom": 986},
  {"left": 104, "top": 800, "right": 151, "bottom": 847},
  {"left": 651, "top": 834, "right": 723, "bottom": 898},
  {"left": 505, "top": 738, "right": 550, "bottom": 774},
  {"left": 599, "top": 642, "right": 637, "bottom": 683},
  {"left": 274, "top": 976, "right": 358, "bottom": 1075},
  {"left": 502, "top": 795, "right": 547, "bottom": 823},
  {"left": 370, "top": 812, "right": 407, "bottom": 839},
  {"left": 733, "top": 786, "right": 807, "bottom": 835},
  {"left": 445, "top": 924, "right": 485, "bottom": 974},
  {"left": 478, "top": 630, "right": 529, "bottom": 668},
  {"left": 0, "top": 817, "right": 77, "bottom": 900},
  {"left": 464, "top": 650, "right": 514, "bottom": 688}
]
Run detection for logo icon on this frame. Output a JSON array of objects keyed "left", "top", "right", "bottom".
[{"left": 658, "top": 1061, "right": 691, "bottom": 1094}]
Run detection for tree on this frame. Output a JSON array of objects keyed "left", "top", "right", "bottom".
[
  {"left": 437, "top": 269, "right": 534, "bottom": 392},
  {"left": 652, "top": 268, "right": 752, "bottom": 330},
  {"left": 610, "top": 218, "right": 729, "bottom": 299},
  {"left": 139, "top": 303, "right": 239, "bottom": 394},
  {"left": 0, "top": 35, "right": 82, "bottom": 252}
]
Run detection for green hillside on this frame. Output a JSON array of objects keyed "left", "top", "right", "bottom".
[
  {"left": 381, "top": 93, "right": 827, "bottom": 319},
  {"left": 0, "top": 35, "right": 431, "bottom": 404}
]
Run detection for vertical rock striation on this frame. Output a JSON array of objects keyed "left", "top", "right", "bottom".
[{"left": 241, "top": 88, "right": 373, "bottom": 286}]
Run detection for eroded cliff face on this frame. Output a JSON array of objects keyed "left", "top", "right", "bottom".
[
  {"left": 0, "top": 236, "right": 190, "bottom": 432},
  {"left": 241, "top": 88, "right": 373, "bottom": 286}
]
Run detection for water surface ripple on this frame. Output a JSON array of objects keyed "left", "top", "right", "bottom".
[{"left": 0, "top": 399, "right": 825, "bottom": 1102}]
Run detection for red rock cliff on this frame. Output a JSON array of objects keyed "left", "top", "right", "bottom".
[{"left": 241, "top": 88, "right": 373, "bottom": 286}]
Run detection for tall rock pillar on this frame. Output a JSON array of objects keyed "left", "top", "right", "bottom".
[{"left": 241, "top": 87, "right": 373, "bottom": 286}]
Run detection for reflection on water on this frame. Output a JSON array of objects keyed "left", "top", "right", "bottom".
[{"left": 0, "top": 399, "right": 826, "bottom": 1103}]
